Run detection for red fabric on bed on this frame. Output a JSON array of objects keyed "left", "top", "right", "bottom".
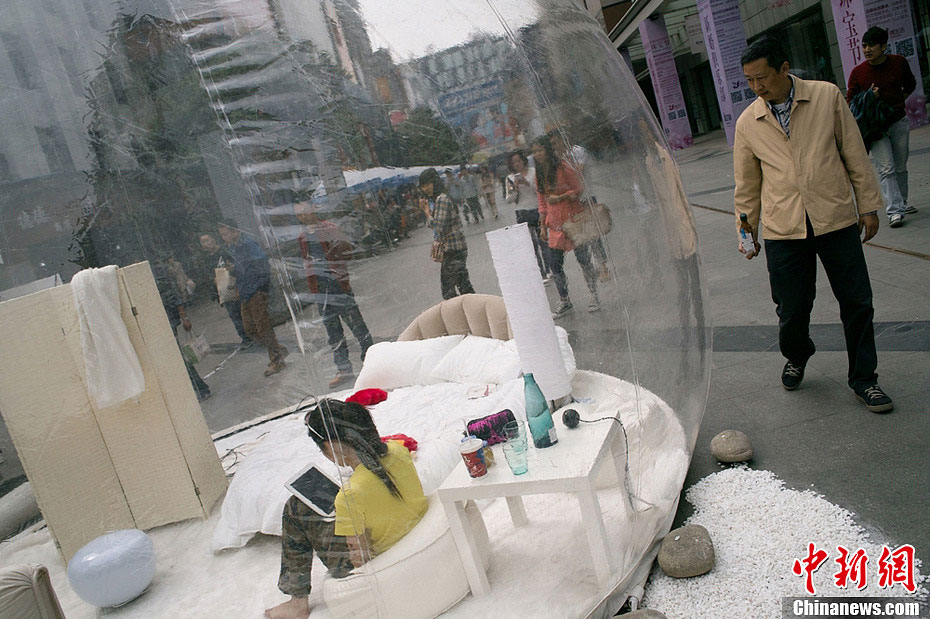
[
  {"left": 381, "top": 434, "right": 418, "bottom": 452},
  {"left": 346, "top": 388, "right": 388, "bottom": 406}
]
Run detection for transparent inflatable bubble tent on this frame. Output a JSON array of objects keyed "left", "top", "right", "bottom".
[{"left": 0, "top": 0, "right": 710, "bottom": 616}]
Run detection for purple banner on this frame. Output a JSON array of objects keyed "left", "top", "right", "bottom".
[
  {"left": 639, "top": 16, "right": 693, "bottom": 150},
  {"left": 832, "top": 0, "right": 870, "bottom": 83},
  {"left": 697, "top": 0, "right": 753, "bottom": 146},
  {"left": 863, "top": 0, "right": 928, "bottom": 127},
  {"left": 620, "top": 47, "right": 634, "bottom": 75}
]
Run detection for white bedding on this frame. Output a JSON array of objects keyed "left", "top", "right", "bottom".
[
  {"left": 212, "top": 379, "right": 527, "bottom": 551},
  {"left": 2, "top": 371, "right": 692, "bottom": 618}
]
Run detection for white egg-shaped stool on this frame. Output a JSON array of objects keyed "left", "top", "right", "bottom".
[
  {"left": 67, "top": 529, "right": 155, "bottom": 608},
  {"left": 322, "top": 494, "right": 490, "bottom": 619}
]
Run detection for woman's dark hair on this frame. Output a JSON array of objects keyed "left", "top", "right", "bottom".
[
  {"left": 532, "top": 136, "right": 559, "bottom": 193},
  {"left": 740, "top": 37, "right": 789, "bottom": 71},
  {"left": 305, "top": 399, "right": 401, "bottom": 498},
  {"left": 418, "top": 167, "right": 444, "bottom": 197},
  {"left": 507, "top": 150, "right": 528, "bottom": 174},
  {"left": 862, "top": 27, "right": 888, "bottom": 47}
]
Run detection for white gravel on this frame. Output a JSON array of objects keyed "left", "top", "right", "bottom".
[{"left": 642, "top": 467, "right": 928, "bottom": 618}]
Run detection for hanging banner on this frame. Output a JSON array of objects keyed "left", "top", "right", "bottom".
[
  {"left": 620, "top": 47, "right": 634, "bottom": 75},
  {"left": 832, "top": 0, "right": 870, "bottom": 81},
  {"left": 863, "top": 0, "right": 928, "bottom": 127},
  {"left": 639, "top": 15, "right": 693, "bottom": 150},
  {"left": 685, "top": 14, "right": 705, "bottom": 56},
  {"left": 696, "top": 0, "right": 753, "bottom": 146}
]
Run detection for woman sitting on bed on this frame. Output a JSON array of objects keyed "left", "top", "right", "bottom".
[{"left": 266, "top": 399, "right": 429, "bottom": 619}]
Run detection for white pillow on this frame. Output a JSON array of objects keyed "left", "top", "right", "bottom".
[
  {"left": 354, "top": 335, "right": 465, "bottom": 391},
  {"left": 430, "top": 335, "right": 522, "bottom": 385},
  {"left": 429, "top": 328, "right": 577, "bottom": 385}
]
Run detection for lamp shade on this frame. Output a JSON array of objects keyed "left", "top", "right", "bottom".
[{"left": 487, "top": 224, "right": 571, "bottom": 401}]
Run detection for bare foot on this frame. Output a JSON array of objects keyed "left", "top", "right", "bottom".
[{"left": 264, "top": 596, "right": 310, "bottom": 619}]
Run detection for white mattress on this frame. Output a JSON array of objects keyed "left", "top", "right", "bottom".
[{"left": 212, "top": 378, "right": 528, "bottom": 551}]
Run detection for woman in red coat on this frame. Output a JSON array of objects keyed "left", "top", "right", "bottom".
[{"left": 533, "top": 135, "right": 600, "bottom": 316}]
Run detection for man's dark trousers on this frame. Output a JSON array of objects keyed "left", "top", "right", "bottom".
[
  {"left": 318, "top": 292, "right": 373, "bottom": 373},
  {"left": 764, "top": 221, "right": 878, "bottom": 389},
  {"left": 224, "top": 299, "right": 249, "bottom": 342}
]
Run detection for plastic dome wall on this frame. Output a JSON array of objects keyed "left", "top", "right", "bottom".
[{"left": 0, "top": 0, "right": 709, "bottom": 616}]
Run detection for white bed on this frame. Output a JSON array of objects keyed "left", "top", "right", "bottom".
[
  {"left": 0, "top": 313, "right": 693, "bottom": 618},
  {"left": 211, "top": 377, "right": 529, "bottom": 551},
  {"left": 0, "top": 370, "right": 689, "bottom": 619}
]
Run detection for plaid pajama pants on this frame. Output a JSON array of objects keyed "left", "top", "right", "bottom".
[{"left": 277, "top": 496, "right": 353, "bottom": 596}]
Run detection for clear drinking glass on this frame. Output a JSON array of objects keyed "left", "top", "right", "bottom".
[
  {"left": 502, "top": 442, "right": 528, "bottom": 475},
  {"left": 502, "top": 420, "right": 528, "bottom": 475},
  {"left": 503, "top": 420, "right": 527, "bottom": 449}
]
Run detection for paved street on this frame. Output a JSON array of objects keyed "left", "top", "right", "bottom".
[
  {"left": 672, "top": 125, "right": 930, "bottom": 564},
  {"left": 141, "top": 126, "right": 930, "bottom": 565}
]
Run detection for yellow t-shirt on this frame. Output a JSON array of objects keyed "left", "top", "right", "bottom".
[{"left": 333, "top": 441, "right": 428, "bottom": 555}]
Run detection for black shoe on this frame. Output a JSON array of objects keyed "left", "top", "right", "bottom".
[
  {"left": 781, "top": 361, "right": 805, "bottom": 390},
  {"left": 853, "top": 383, "right": 893, "bottom": 413}
]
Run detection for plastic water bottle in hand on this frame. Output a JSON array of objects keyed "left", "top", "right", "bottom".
[{"left": 739, "top": 213, "right": 756, "bottom": 254}]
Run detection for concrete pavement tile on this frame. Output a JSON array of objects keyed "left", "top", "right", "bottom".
[
  {"left": 755, "top": 399, "right": 930, "bottom": 557},
  {"left": 872, "top": 352, "right": 930, "bottom": 401},
  {"left": 731, "top": 381, "right": 856, "bottom": 429},
  {"left": 711, "top": 351, "right": 759, "bottom": 370},
  {"left": 710, "top": 353, "right": 792, "bottom": 396},
  {"left": 706, "top": 380, "right": 732, "bottom": 405}
]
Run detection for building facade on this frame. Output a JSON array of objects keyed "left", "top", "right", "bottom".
[{"left": 610, "top": 0, "right": 929, "bottom": 140}]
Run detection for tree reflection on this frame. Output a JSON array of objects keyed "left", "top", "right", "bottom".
[{"left": 74, "top": 12, "right": 223, "bottom": 269}]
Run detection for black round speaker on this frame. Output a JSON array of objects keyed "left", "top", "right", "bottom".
[{"left": 562, "top": 408, "right": 580, "bottom": 429}]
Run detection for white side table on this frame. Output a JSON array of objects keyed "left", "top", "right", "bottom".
[{"left": 436, "top": 400, "right": 626, "bottom": 596}]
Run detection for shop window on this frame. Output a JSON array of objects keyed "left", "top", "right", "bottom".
[{"left": 753, "top": 8, "right": 834, "bottom": 84}]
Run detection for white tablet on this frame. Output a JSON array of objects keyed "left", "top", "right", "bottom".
[{"left": 285, "top": 464, "right": 342, "bottom": 518}]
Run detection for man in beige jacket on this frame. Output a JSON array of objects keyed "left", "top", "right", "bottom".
[{"left": 733, "top": 38, "right": 892, "bottom": 413}]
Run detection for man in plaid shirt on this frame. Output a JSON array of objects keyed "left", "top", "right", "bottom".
[{"left": 420, "top": 168, "right": 474, "bottom": 299}]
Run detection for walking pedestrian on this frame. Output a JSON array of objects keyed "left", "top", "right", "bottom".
[
  {"left": 460, "top": 167, "right": 484, "bottom": 223},
  {"left": 505, "top": 150, "right": 549, "bottom": 280},
  {"left": 152, "top": 259, "right": 211, "bottom": 402},
  {"left": 444, "top": 169, "right": 468, "bottom": 224},
  {"left": 420, "top": 168, "right": 475, "bottom": 300},
  {"left": 479, "top": 165, "right": 499, "bottom": 218},
  {"left": 533, "top": 135, "right": 600, "bottom": 316},
  {"left": 199, "top": 233, "right": 252, "bottom": 350},
  {"left": 846, "top": 26, "right": 918, "bottom": 228},
  {"left": 734, "top": 38, "right": 892, "bottom": 412},
  {"left": 295, "top": 200, "right": 373, "bottom": 389},
  {"left": 563, "top": 141, "right": 609, "bottom": 281},
  {"left": 217, "top": 219, "right": 289, "bottom": 377}
]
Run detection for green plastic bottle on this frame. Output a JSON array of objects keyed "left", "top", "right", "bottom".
[{"left": 524, "top": 373, "right": 558, "bottom": 448}]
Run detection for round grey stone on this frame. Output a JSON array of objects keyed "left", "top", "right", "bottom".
[
  {"left": 710, "top": 429, "right": 753, "bottom": 462},
  {"left": 658, "top": 524, "right": 715, "bottom": 578},
  {"left": 625, "top": 610, "right": 667, "bottom": 618}
]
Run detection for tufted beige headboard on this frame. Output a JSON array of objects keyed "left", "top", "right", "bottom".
[{"left": 397, "top": 294, "right": 512, "bottom": 342}]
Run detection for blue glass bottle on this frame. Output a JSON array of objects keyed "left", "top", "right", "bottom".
[{"left": 524, "top": 373, "right": 557, "bottom": 448}]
